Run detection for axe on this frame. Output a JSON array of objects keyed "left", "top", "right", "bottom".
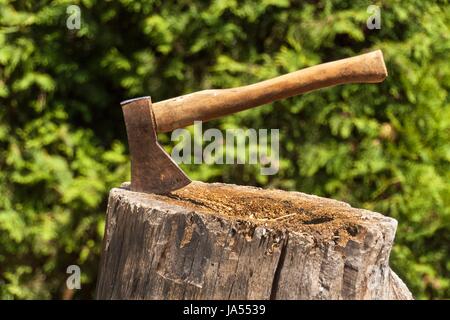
[{"left": 121, "top": 50, "right": 387, "bottom": 194}]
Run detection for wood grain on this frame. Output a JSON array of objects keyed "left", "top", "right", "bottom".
[{"left": 96, "top": 182, "right": 412, "bottom": 300}]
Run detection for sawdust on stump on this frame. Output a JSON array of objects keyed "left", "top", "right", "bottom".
[{"left": 142, "top": 181, "right": 368, "bottom": 246}]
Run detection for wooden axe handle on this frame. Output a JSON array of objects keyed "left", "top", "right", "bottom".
[{"left": 153, "top": 50, "right": 387, "bottom": 133}]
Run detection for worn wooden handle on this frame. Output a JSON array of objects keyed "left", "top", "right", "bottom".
[{"left": 153, "top": 50, "right": 387, "bottom": 133}]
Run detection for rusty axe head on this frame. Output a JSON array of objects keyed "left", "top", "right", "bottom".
[{"left": 121, "top": 96, "right": 191, "bottom": 194}]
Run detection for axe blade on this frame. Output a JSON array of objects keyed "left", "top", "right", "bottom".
[{"left": 121, "top": 96, "right": 191, "bottom": 194}]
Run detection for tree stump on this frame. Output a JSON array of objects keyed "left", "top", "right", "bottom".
[{"left": 96, "top": 181, "right": 412, "bottom": 300}]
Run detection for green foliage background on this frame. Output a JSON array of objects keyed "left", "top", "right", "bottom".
[{"left": 0, "top": 0, "right": 449, "bottom": 299}]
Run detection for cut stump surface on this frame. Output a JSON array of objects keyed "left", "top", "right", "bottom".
[{"left": 96, "top": 181, "right": 413, "bottom": 300}]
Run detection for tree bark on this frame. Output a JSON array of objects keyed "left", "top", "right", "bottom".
[{"left": 96, "top": 181, "right": 413, "bottom": 300}]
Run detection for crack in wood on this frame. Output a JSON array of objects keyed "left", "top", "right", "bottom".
[{"left": 269, "top": 234, "right": 289, "bottom": 300}]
